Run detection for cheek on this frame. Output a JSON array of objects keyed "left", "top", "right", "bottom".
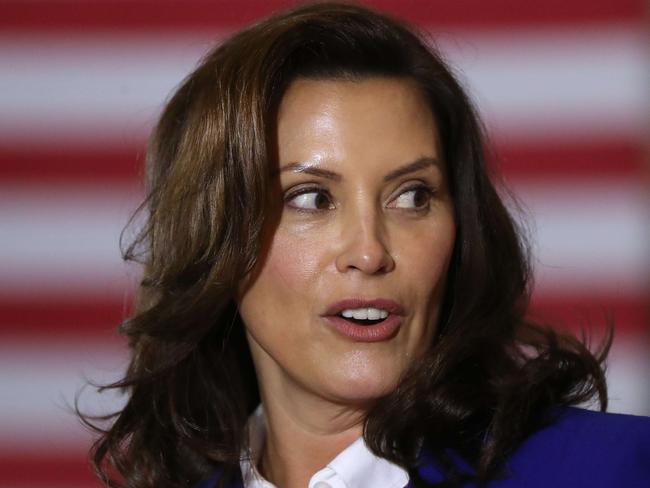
[
  {"left": 401, "top": 218, "right": 456, "bottom": 284},
  {"left": 401, "top": 217, "right": 456, "bottom": 342},
  {"left": 262, "top": 227, "right": 321, "bottom": 295},
  {"left": 238, "top": 223, "right": 326, "bottom": 330}
]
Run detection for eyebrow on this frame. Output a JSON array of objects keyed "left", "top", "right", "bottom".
[
  {"left": 276, "top": 157, "right": 440, "bottom": 182},
  {"left": 277, "top": 162, "right": 342, "bottom": 181},
  {"left": 382, "top": 157, "right": 439, "bottom": 182}
]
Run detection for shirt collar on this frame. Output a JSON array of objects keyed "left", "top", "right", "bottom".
[{"left": 240, "top": 405, "right": 409, "bottom": 488}]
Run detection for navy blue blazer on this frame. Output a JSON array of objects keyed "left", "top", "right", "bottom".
[{"left": 197, "top": 407, "right": 650, "bottom": 487}]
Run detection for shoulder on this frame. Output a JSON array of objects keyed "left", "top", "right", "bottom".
[
  {"left": 524, "top": 406, "right": 650, "bottom": 445},
  {"left": 416, "top": 407, "right": 650, "bottom": 487},
  {"left": 516, "top": 406, "right": 650, "bottom": 458},
  {"left": 501, "top": 407, "right": 650, "bottom": 487}
]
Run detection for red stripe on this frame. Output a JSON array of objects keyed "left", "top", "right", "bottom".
[
  {"left": 0, "top": 293, "right": 646, "bottom": 338},
  {"left": 491, "top": 140, "right": 646, "bottom": 182},
  {"left": 0, "top": 146, "right": 145, "bottom": 184},
  {"left": 0, "top": 296, "right": 132, "bottom": 340},
  {"left": 529, "top": 293, "right": 650, "bottom": 335},
  {"left": 1, "top": 0, "right": 644, "bottom": 33},
  {"left": 0, "top": 453, "right": 99, "bottom": 487},
  {"left": 1, "top": 140, "right": 643, "bottom": 184}
]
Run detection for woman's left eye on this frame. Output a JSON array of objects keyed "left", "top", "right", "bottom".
[{"left": 391, "top": 185, "right": 435, "bottom": 210}]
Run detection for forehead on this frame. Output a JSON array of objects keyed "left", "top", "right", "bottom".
[{"left": 275, "top": 77, "right": 440, "bottom": 172}]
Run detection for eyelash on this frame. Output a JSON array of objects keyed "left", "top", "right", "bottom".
[
  {"left": 283, "top": 187, "right": 333, "bottom": 214},
  {"left": 392, "top": 184, "right": 437, "bottom": 212},
  {"left": 283, "top": 183, "right": 437, "bottom": 214}
]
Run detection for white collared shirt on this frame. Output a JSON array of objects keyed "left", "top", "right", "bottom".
[{"left": 240, "top": 405, "right": 409, "bottom": 488}]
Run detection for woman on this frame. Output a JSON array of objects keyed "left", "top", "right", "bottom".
[{"left": 86, "top": 2, "right": 650, "bottom": 487}]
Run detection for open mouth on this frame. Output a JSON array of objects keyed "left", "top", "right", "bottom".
[
  {"left": 335, "top": 306, "right": 390, "bottom": 326},
  {"left": 337, "top": 315, "right": 387, "bottom": 326},
  {"left": 322, "top": 300, "right": 404, "bottom": 341},
  {"left": 324, "top": 307, "right": 402, "bottom": 342}
]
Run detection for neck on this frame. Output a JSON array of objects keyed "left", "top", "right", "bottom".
[{"left": 256, "top": 382, "right": 369, "bottom": 488}]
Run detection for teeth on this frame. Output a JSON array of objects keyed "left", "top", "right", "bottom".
[
  {"left": 367, "top": 308, "right": 386, "bottom": 320},
  {"left": 340, "top": 307, "right": 389, "bottom": 320}
]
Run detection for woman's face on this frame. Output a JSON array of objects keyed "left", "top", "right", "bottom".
[{"left": 237, "top": 77, "right": 456, "bottom": 407}]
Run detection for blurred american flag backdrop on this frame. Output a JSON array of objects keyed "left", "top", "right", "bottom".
[{"left": 1, "top": 1, "right": 649, "bottom": 486}]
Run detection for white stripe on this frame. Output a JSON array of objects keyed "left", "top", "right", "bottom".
[
  {"left": 0, "top": 184, "right": 141, "bottom": 297},
  {"left": 0, "top": 25, "right": 647, "bottom": 147},
  {"left": 508, "top": 179, "right": 650, "bottom": 294},
  {"left": 0, "top": 180, "right": 647, "bottom": 297},
  {"left": 436, "top": 25, "right": 649, "bottom": 142},
  {"left": 606, "top": 336, "right": 650, "bottom": 416},
  {"left": 0, "top": 338, "right": 128, "bottom": 453},
  {"left": 0, "top": 33, "right": 221, "bottom": 148}
]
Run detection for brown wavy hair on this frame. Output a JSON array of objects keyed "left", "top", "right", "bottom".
[{"left": 82, "top": 2, "right": 609, "bottom": 487}]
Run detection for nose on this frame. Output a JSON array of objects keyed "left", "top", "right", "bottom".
[{"left": 334, "top": 205, "right": 395, "bottom": 275}]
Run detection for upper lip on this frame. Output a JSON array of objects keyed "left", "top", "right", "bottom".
[{"left": 322, "top": 298, "right": 405, "bottom": 316}]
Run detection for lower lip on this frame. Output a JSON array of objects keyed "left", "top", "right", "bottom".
[{"left": 322, "top": 314, "right": 402, "bottom": 342}]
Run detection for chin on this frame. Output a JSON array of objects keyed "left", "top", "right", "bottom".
[{"left": 318, "top": 360, "right": 404, "bottom": 404}]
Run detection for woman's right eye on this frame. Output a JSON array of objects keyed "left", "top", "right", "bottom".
[{"left": 285, "top": 188, "right": 334, "bottom": 211}]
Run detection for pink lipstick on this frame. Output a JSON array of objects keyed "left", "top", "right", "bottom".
[{"left": 321, "top": 298, "right": 404, "bottom": 342}]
